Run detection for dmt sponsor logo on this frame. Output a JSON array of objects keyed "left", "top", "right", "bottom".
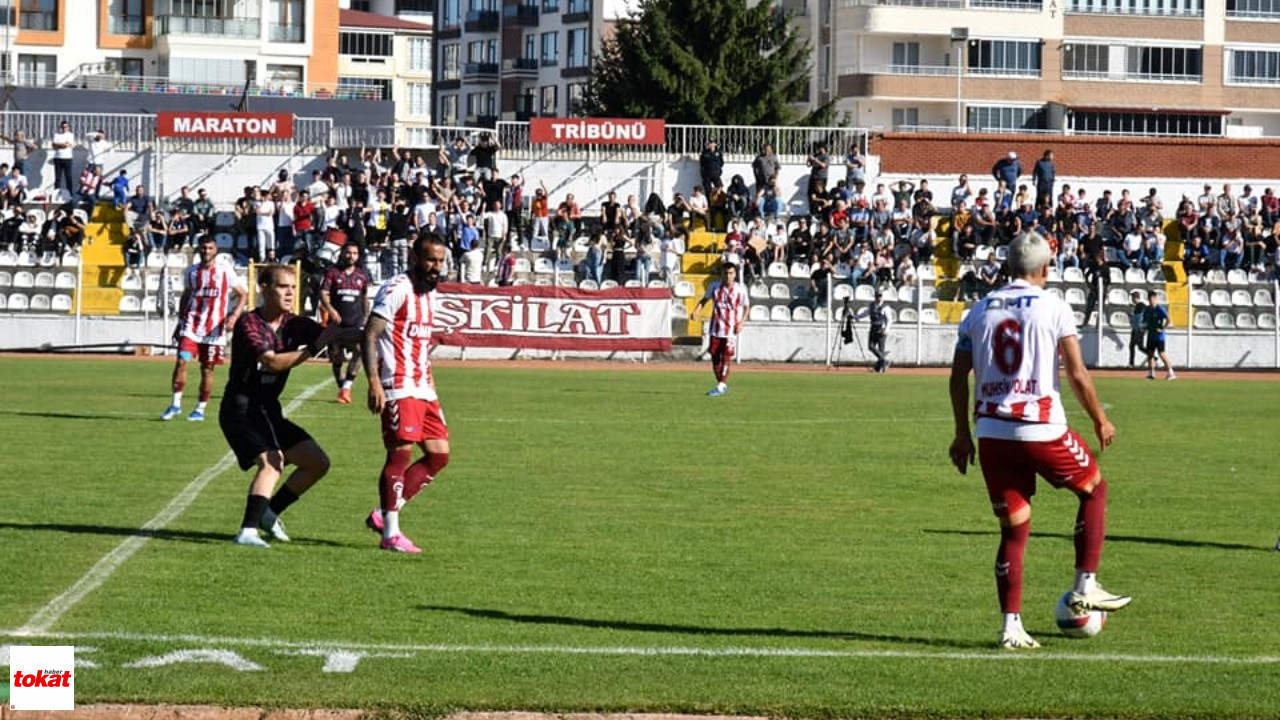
[
  {"left": 157, "top": 112, "right": 295, "bottom": 139},
  {"left": 529, "top": 118, "right": 665, "bottom": 145},
  {"left": 9, "top": 645, "right": 75, "bottom": 710}
]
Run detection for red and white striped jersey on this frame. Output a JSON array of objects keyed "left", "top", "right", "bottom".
[
  {"left": 702, "top": 280, "right": 749, "bottom": 339},
  {"left": 370, "top": 274, "right": 438, "bottom": 401},
  {"left": 180, "top": 258, "right": 245, "bottom": 345},
  {"left": 956, "top": 279, "right": 1075, "bottom": 441}
]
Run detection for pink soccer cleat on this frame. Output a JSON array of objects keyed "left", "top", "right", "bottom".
[
  {"left": 380, "top": 534, "right": 421, "bottom": 554},
  {"left": 365, "top": 508, "right": 385, "bottom": 534}
]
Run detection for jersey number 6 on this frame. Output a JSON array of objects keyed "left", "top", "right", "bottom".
[{"left": 993, "top": 318, "right": 1023, "bottom": 375}]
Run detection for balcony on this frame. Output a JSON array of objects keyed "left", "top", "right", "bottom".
[
  {"left": 108, "top": 15, "right": 145, "bottom": 35},
  {"left": 540, "top": 56, "right": 559, "bottom": 68},
  {"left": 16, "top": 71, "right": 57, "bottom": 88},
  {"left": 1065, "top": 0, "right": 1202, "bottom": 17},
  {"left": 503, "top": 4, "right": 539, "bottom": 26},
  {"left": 837, "top": 0, "right": 1042, "bottom": 8},
  {"left": 1062, "top": 68, "right": 1202, "bottom": 83},
  {"left": 155, "top": 15, "right": 261, "bottom": 39},
  {"left": 467, "top": 114, "right": 499, "bottom": 128},
  {"left": 564, "top": 0, "right": 590, "bottom": 22},
  {"left": 19, "top": 11, "right": 57, "bottom": 31},
  {"left": 542, "top": 0, "right": 560, "bottom": 12},
  {"left": 502, "top": 57, "right": 540, "bottom": 77},
  {"left": 269, "top": 23, "right": 304, "bottom": 43},
  {"left": 464, "top": 9, "right": 499, "bottom": 32},
  {"left": 463, "top": 62, "right": 500, "bottom": 79}
]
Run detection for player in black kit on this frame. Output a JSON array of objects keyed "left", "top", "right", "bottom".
[{"left": 318, "top": 242, "right": 373, "bottom": 404}]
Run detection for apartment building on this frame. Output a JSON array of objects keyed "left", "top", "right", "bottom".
[
  {"left": 337, "top": 8, "right": 434, "bottom": 141},
  {"left": 1, "top": 1, "right": 338, "bottom": 97},
  {"left": 432, "top": 0, "right": 630, "bottom": 127},
  {"left": 796, "top": 0, "right": 1280, "bottom": 137}
]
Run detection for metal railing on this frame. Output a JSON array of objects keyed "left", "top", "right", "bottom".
[
  {"left": 1063, "top": 69, "right": 1203, "bottom": 83},
  {"left": 0, "top": 111, "right": 333, "bottom": 155},
  {"left": 15, "top": 71, "right": 58, "bottom": 89},
  {"left": 1227, "top": 8, "right": 1280, "bottom": 18},
  {"left": 496, "top": 121, "right": 868, "bottom": 162},
  {"left": 1226, "top": 74, "right": 1280, "bottom": 86},
  {"left": 154, "top": 15, "right": 261, "bottom": 39},
  {"left": 19, "top": 10, "right": 56, "bottom": 30},
  {"left": 857, "top": 64, "right": 958, "bottom": 77},
  {"left": 72, "top": 73, "right": 384, "bottom": 101},
  {"left": 268, "top": 23, "right": 304, "bottom": 43},
  {"left": 108, "top": 15, "right": 145, "bottom": 35},
  {"left": 1065, "top": 2, "right": 1204, "bottom": 16}
]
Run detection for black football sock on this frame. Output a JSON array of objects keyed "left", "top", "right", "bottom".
[
  {"left": 268, "top": 486, "right": 301, "bottom": 516},
  {"left": 241, "top": 494, "right": 270, "bottom": 530}
]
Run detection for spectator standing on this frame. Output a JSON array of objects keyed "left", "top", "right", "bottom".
[
  {"left": 49, "top": 120, "right": 76, "bottom": 193},
  {"left": 471, "top": 133, "right": 500, "bottom": 181},
  {"left": 948, "top": 231, "right": 1128, "bottom": 650},
  {"left": 1, "top": 130, "right": 38, "bottom": 182},
  {"left": 256, "top": 188, "right": 278, "bottom": 262},
  {"left": 752, "top": 143, "right": 781, "bottom": 198},
  {"left": 480, "top": 199, "right": 508, "bottom": 270},
  {"left": 530, "top": 183, "right": 550, "bottom": 246},
  {"left": 84, "top": 128, "right": 112, "bottom": 171},
  {"left": 699, "top": 139, "right": 724, "bottom": 192},
  {"left": 1032, "top": 149, "right": 1055, "bottom": 211},
  {"left": 109, "top": 170, "right": 130, "bottom": 210},
  {"left": 495, "top": 240, "right": 517, "bottom": 287},
  {"left": 1127, "top": 290, "right": 1147, "bottom": 367},
  {"left": 992, "top": 151, "right": 1022, "bottom": 192},
  {"left": 855, "top": 289, "right": 892, "bottom": 373},
  {"left": 845, "top": 143, "right": 866, "bottom": 188},
  {"left": 76, "top": 165, "right": 103, "bottom": 217},
  {"left": 805, "top": 142, "right": 830, "bottom": 203}
]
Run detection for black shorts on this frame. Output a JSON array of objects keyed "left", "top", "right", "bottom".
[
  {"left": 1145, "top": 335, "right": 1166, "bottom": 354},
  {"left": 219, "top": 394, "right": 313, "bottom": 471},
  {"left": 328, "top": 330, "right": 362, "bottom": 359}
]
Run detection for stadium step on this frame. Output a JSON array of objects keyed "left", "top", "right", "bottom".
[
  {"left": 687, "top": 229, "right": 722, "bottom": 254},
  {"left": 76, "top": 217, "right": 132, "bottom": 316},
  {"left": 78, "top": 285, "right": 124, "bottom": 315},
  {"left": 935, "top": 300, "right": 967, "bottom": 324},
  {"left": 681, "top": 252, "right": 720, "bottom": 275},
  {"left": 1162, "top": 261, "right": 1189, "bottom": 328}
]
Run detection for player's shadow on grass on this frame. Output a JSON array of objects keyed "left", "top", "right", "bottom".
[
  {"left": 924, "top": 528, "right": 1265, "bottom": 552},
  {"left": 0, "top": 522, "right": 345, "bottom": 547},
  {"left": 0, "top": 409, "right": 144, "bottom": 422},
  {"left": 419, "top": 604, "right": 988, "bottom": 650}
]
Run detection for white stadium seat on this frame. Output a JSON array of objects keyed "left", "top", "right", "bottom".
[
  {"left": 51, "top": 293, "right": 72, "bottom": 312},
  {"left": 0, "top": 271, "right": 10, "bottom": 287},
  {"left": 1227, "top": 269, "right": 1249, "bottom": 286},
  {"left": 1065, "top": 288, "right": 1087, "bottom": 307},
  {"left": 854, "top": 284, "right": 876, "bottom": 301},
  {"left": 1190, "top": 288, "right": 1209, "bottom": 308},
  {"left": 898, "top": 307, "right": 918, "bottom": 323},
  {"left": 920, "top": 308, "right": 940, "bottom": 324},
  {"left": 1124, "top": 268, "right": 1146, "bottom": 284},
  {"left": 1193, "top": 310, "right": 1213, "bottom": 329},
  {"left": 789, "top": 262, "right": 810, "bottom": 279},
  {"left": 813, "top": 307, "right": 830, "bottom": 322},
  {"left": 767, "top": 262, "right": 788, "bottom": 278},
  {"left": 28, "top": 294, "right": 50, "bottom": 311},
  {"left": 770, "top": 283, "right": 789, "bottom": 300},
  {"left": 673, "top": 280, "right": 696, "bottom": 298},
  {"left": 833, "top": 283, "right": 854, "bottom": 301},
  {"left": 1106, "top": 288, "right": 1130, "bottom": 307},
  {"left": 1258, "top": 313, "right": 1277, "bottom": 329},
  {"left": 8, "top": 292, "right": 28, "bottom": 310},
  {"left": 1213, "top": 312, "right": 1235, "bottom": 329},
  {"left": 1232, "top": 289, "right": 1253, "bottom": 307},
  {"left": 791, "top": 306, "right": 813, "bottom": 322},
  {"left": 54, "top": 272, "right": 76, "bottom": 289},
  {"left": 1109, "top": 311, "right": 1130, "bottom": 328},
  {"left": 1236, "top": 313, "right": 1257, "bottom": 329},
  {"left": 769, "top": 305, "right": 790, "bottom": 321},
  {"left": 119, "top": 295, "right": 142, "bottom": 313},
  {"left": 1205, "top": 269, "right": 1227, "bottom": 285},
  {"left": 578, "top": 279, "right": 598, "bottom": 290},
  {"left": 514, "top": 258, "right": 532, "bottom": 273},
  {"left": 600, "top": 279, "right": 619, "bottom": 290},
  {"left": 1062, "top": 267, "right": 1085, "bottom": 284},
  {"left": 1254, "top": 289, "right": 1274, "bottom": 307},
  {"left": 749, "top": 282, "right": 769, "bottom": 299},
  {"left": 1210, "top": 289, "right": 1231, "bottom": 307},
  {"left": 748, "top": 304, "right": 769, "bottom": 322},
  {"left": 13, "top": 271, "right": 34, "bottom": 288},
  {"left": 917, "top": 264, "right": 936, "bottom": 282},
  {"left": 34, "top": 271, "right": 55, "bottom": 288}
]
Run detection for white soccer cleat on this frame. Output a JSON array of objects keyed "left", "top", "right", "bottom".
[
  {"left": 233, "top": 530, "right": 270, "bottom": 548},
  {"left": 1068, "top": 585, "right": 1132, "bottom": 613},
  {"left": 997, "top": 628, "right": 1041, "bottom": 650},
  {"left": 160, "top": 404, "right": 182, "bottom": 421},
  {"left": 259, "top": 510, "right": 290, "bottom": 542}
]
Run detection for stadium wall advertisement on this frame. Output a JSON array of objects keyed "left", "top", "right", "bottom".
[
  {"left": 156, "top": 112, "right": 295, "bottom": 139},
  {"left": 433, "top": 283, "right": 674, "bottom": 352},
  {"left": 529, "top": 118, "right": 666, "bottom": 145}
]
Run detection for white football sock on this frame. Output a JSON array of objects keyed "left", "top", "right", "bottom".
[
  {"left": 195, "top": 401, "right": 207, "bottom": 412},
  {"left": 1002, "top": 612, "right": 1024, "bottom": 633},
  {"left": 171, "top": 391, "right": 183, "bottom": 407},
  {"left": 1074, "top": 571, "right": 1096, "bottom": 594},
  {"left": 383, "top": 510, "right": 401, "bottom": 539},
  {"left": 717, "top": 381, "right": 726, "bottom": 391},
  {"left": 237, "top": 526, "right": 261, "bottom": 537}
]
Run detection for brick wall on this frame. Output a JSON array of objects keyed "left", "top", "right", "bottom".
[{"left": 870, "top": 133, "right": 1280, "bottom": 179}]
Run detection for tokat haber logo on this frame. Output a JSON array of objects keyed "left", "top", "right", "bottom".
[{"left": 8, "top": 645, "right": 75, "bottom": 710}]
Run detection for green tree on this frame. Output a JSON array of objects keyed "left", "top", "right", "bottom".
[{"left": 583, "top": 0, "right": 835, "bottom": 126}]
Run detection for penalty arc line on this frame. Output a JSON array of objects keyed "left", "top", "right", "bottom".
[
  {"left": 12, "top": 379, "right": 331, "bottom": 637},
  {"left": 1, "top": 628, "right": 1279, "bottom": 665}
]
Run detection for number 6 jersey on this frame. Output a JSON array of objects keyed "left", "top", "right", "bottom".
[{"left": 956, "top": 279, "right": 1075, "bottom": 441}]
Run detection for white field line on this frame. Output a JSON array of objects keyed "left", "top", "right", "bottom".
[
  {"left": 1, "top": 629, "right": 1278, "bottom": 666},
  {"left": 12, "top": 380, "right": 331, "bottom": 636},
  {"left": 466, "top": 416, "right": 952, "bottom": 425}
]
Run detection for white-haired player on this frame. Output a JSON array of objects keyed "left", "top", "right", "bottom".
[
  {"left": 162, "top": 234, "right": 247, "bottom": 422},
  {"left": 693, "top": 262, "right": 748, "bottom": 397},
  {"left": 949, "top": 231, "right": 1131, "bottom": 649}
]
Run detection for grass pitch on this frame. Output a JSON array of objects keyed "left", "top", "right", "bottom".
[{"left": 1, "top": 357, "right": 1278, "bottom": 719}]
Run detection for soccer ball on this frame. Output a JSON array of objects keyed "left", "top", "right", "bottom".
[{"left": 1054, "top": 591, "right": 1106, "bottom": 638}]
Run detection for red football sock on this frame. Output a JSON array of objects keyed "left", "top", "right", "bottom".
[
  {"left": 996, "top": 521, "right": 1031, "bottom": 614},
  {"left": 1075, "top": 479, "right": 1107, "bottom": 573},
  {"left": 403, "top": 452, "right": 449, "bottom": 503},
  {"left": 379, "top": 447, "right": 413, "bottom": 512}
]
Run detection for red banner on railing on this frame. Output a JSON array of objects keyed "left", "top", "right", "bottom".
[
  {"left": 529, "top": 117, "right": 666, "bottom": 145},
  {"left": 156, "top": 111, "right": 294, "bottom": 139},
  {"left": 434, "top": 282, "right": 673, "bottom": 351}
]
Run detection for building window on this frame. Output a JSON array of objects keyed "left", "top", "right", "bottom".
[
  {"left": 540, "top": 31, "right": 558, "bottom": 66},
  {"left": 1229, "top": 0, "right": 1280, "bottom": 16},
  {"left": 468, "top": 38, "right": 496, "bottom": 63},
  {"left": 1067, "top": 0, "right": 1202, "bottom": 15},
  {"left": 19, "top": 0, "right": 57, "bottom": 31},
  {"left": 891, "top": 107, "right": 920, "bottom": 130},
  {"left": 108, "top": 0, "right": 144, "bottom": 35},
  {"left": 440, "top": 94, "right": 458, "bottom": 125},
  {"left": 1227, "top": 49, "right": 1280, "bottom": 84},
  {"left": 17, "top": 53, "right": 55, "bottom": 86},
  {"left": 524, "top": 33, "right": 537, "bottom": 61},
  {"left": 466, "top": 90, "right": 495, "bottom": 119},
  {"left": 268, "top": 0, "right": 304, "bottom": 42},
  {"left": 891, "top": 42, "right": 920, "bottom": 70},
  {"left": 441, "top": 42, "right": 460, "bottom": 80},
  {"left": 350, "top": 0, "right": 370, "bottom": 9},
  {"left": 264, "top": 63, "right": 302, "bottom": 93},
  {"left": 442, "top": 0, "right": 460, "bottom": 27},
  {"left": 1062, "top": 43, "right": 1109, "bottom": 77},
  {"left": 967, "top": 39, "right": 1041, "bottom": 77},
  {"left": 396, "top": 0, "right": 433, "bottom": 12},
  {"left": 566, "top": 28, "right": 588, "bottom": 67},
  {"left": 338, "top": 76, "right": 390, "bottom": 100},
  {"left": 967, "top": 105, "right": 1045, "bottom": 132},
  {"left": 408, "top": 37, "right": 431, "bottom": 72},
  {"left": 408, "top": 82, "right": 431, "bottom": 116},
  {"left": 1125, "top": 45, "right": 1201, "bottom": 81},
  {"left": 542, "top": 0, "right": 559, "bottom": 11},
  {"left": 1070, "top": 110, "right": 1221, "bottom": 137},
  {"left": 340, "top": 32, "right": 393, "bottom": 57},
  {"left": 566, "top": 0, "right": 589, "bottom": 13},
  {"left": 567, "top": 82, "right": 586, "bottom": 115},
  {"left": 166, "top": 57, "right": 248, "bottom": 86},
  {"left": 540, "top": 84, "right": 557, "bottom": 115}
]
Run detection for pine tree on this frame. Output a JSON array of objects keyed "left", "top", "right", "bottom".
[{"left": 583, "top": 0, "right": 835, "bottom": 126}]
